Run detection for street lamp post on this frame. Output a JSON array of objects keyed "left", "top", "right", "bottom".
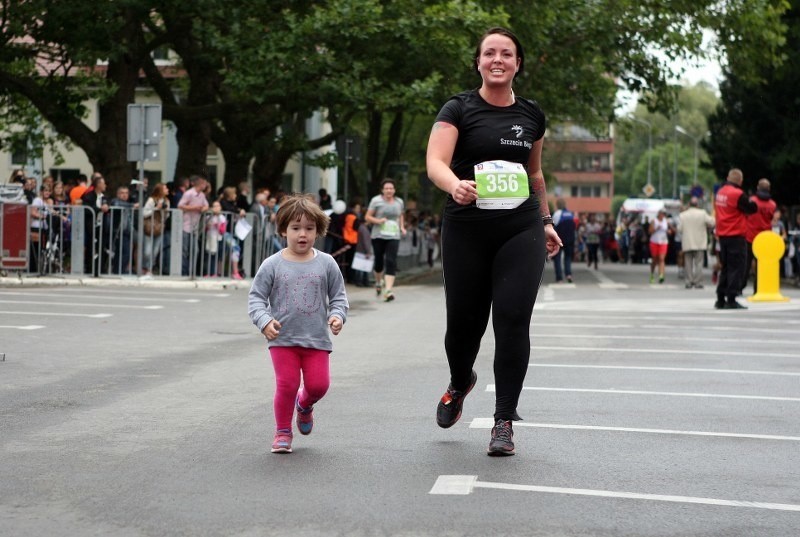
[
  {"left": 675, "top": 125, "right": 699, "bottom": 187},
  {"left": 672, "top": 126, "right": 678, "bottom": 199},
  {"left": 656, "top": 151, "right": 663, "bottom": 199},
  {"left": 628, "top": 116, "right": 653, "bottom": 191}
]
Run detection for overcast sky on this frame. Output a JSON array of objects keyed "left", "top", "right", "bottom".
[{"left": 617, "top": 45, "right": 723, "bottom": 115}]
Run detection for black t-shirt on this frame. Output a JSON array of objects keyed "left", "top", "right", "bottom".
[{"left": 434, "top": 89, "right": 546, "bottom": 220}]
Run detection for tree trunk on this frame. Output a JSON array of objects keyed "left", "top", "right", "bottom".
[
  {"left": 252, "top": 146, "right": 295, "bottom": 193},
  {"left": 173, "top": 120, "right": 212, "bottom": 181}
]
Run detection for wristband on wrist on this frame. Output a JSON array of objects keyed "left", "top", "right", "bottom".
[{"left": 542, "top": 215, "right": 554, "bottom": 226}]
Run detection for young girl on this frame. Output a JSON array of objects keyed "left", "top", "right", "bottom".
[
  {"left": 248, "top": 194, "right": 349, "bottom": 454},
  {"left": 204, "top": 201, "right": 227, "bottom": 277}
]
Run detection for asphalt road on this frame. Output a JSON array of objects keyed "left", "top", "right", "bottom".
[{"left": 1, "top": 261, "right": 799, "bottom": 536}]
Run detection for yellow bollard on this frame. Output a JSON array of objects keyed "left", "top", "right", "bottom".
[{"left": 748, "top": 231, "right": 790, "bottom": 302}]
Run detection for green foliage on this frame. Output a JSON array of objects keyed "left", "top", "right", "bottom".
[
  {"left": 0, "top": 0, "right": 790, "bottom": 199},
  {"left": 615, "top": 83, "right": 721, "bottom": 200},
  {"left": 705, "top": 0, "right": 799, "bottom": 206}
]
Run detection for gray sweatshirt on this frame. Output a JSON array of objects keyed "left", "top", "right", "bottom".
[{"left": 248, "top": 249, "right": 348, "bottom": 351}]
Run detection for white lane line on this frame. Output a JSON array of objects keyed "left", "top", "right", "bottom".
[
  {"left": 529, "top": 363, "right": 800, "bottom": 377},
  {"left": 0, "top": 325, "right": 44, "bottom": 330},
  {"left": 0, "top": 300, "right": 162, "bottom": 310},
  {"left": 0, "top": 291, "right": 199, "bottom": 303},
  {"left": 535, "top": 313, "right": 800, "bottom": 326},
  {"left": 0, "top": 310, "right": 112, "bottom": 318},
  {"left": 531, "top": 345, "right": 797, "bottom": 359},
  {"left": 535, "top": 323, "right": 634, "bottom": 329},
  {"left": 530, "top": 333, "right": 798, "bottom": 346},
  {"left": 468, "top": 418, "right": 800, "bottom": 442},
  {"left": 533, "top": 322, "right": 799, "bottom": 335},
  {"left": 486, "top": 385, "right": 800, "bottom": 402},
  {"left": 540, "top": 287, "right": 555, "bottom": 302},
  {"left": 49, "top": 289, "right": 230, "bottom": 298},
  {"left": 429, "top": 475, "right": 800, "bottom": 512}
]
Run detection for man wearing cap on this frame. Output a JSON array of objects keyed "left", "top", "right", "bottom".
[
  {"left": 743, "top": 178, "right": 776, "bottom": 294},
  {"left": 713, "top": 168, "right": 757, "bottom": 309},
  {"left": 679, "top": 197, "right": 715, "bottom": 289}
]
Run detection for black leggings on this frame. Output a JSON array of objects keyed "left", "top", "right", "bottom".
[
  {"left": 441, "top": 211, "right": 547, "bottom": 421},
  {"left": 372, "top": 238, "right": 399, "bottom": 275}
]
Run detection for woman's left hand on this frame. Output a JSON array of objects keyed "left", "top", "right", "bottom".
[{"left": 544, "top": 225, "right": 563, "bottom": 259}]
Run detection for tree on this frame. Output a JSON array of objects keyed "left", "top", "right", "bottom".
[
  {"left": 0, "top": 0, "right": 165, "bottom": 188},
  {"left": 616, "top": 83, "right": 720, "bottom": 200},
  {"left": 706, "top": 1, "right": 800, "bottom": 206},
  {"left": 0, "top": 0, "right": 788, "bottom": 198}
]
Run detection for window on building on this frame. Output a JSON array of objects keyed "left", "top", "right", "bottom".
[
  {"left": 152, "top": 47, "right": 170, "bottom": 61},
  {"left": 207, "top": 143, "right": 219, "bottom": 160},
  {"left": 281, "top": 173, "right": 293, "bottom": 193},
  {"left": 11, "top": 149, "right": 27, "bottom": 166},
  {"left": 559, "top": 153, "right": 611, "bottom": 172},
  {"left": 206, "top": 165, "right": 217, "bottom": 185},
  {"left": 570, "top": 185, "right": 604, "bottom": 198},
  {"left": 50, "top": 169, "right": 81, "bottom": 184}
]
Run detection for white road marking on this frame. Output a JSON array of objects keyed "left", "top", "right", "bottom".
[
  {"left": 49, "top": 288, "right": 230, "bottom": 298},
  {"left": 486, "top": 385, "right": 800, "bottom": 402},
  {"left": 429, "top": 475, "right": 800, "bottom": 512},
  {"left": 540, "top": 287, "right": 555, "bottom": 302},
  {"left": 535, "top": 322, "right": 621, "bottom": 328},
  {"left": 588, "top": 270, "right": 616, "bottom": 285},
  {"left": 531, "top": 345, "right": 797, "bottom": 359},
  {"left": 468, "top": 418, "right": 800, "bottom": 442},
  {"left": 0, "top": 310, "right": 112, "bottom": 318},
  {"left": 533, "top": 322, "right": 799, "bottom": 335},
  {"left": 536, "top": 298, "right": 800, "bottom": 313},
  {"left": 638, "top": 324, "right": 799, "bottom": 335},
  {"left": 0, "top": 300, "right": 162, "bottom": 310},
  {"left": 0, "top": 291, "right": 199, "bottom": 303},
  {"left": 534, "top": 312, "right": 800, "bottom": 325},
  {"left": 0, "top": 325, "right": 44, "bottom": 330},
  {"left": 530, "top": 333, "right": 798, "bottom": 346},
  {"left": 529, "top": 363, "right": 800, "bottom": 377}
]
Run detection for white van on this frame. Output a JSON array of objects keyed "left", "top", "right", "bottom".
[{"left": 616, "top": 198, "right": 681, "bottom": 229}]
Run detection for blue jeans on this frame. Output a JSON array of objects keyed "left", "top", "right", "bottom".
[
  {"left": 182, "top": 231, "right": 199, "bottom": 276},
  {"left": 553, "top": 242, "right": 573, "bottom": 281}
]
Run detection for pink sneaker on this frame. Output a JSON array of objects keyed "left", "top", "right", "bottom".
[
  {"left": 295, "top": 394, "right": 314, "bottom": 435},
  {"left": 271, "top": 430, "right": 293, "bottom": 453}
]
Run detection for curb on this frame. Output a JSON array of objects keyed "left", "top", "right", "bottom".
[{"left": 0, "top": 264, "right": 439, "bottom": 290}]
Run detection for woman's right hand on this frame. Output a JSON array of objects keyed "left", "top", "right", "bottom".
[{"left": 451, "top": 180, "right": 478, "bottom": 205}]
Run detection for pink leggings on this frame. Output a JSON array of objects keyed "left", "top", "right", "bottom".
[{"left": 269, "top": 346, "right": 330, "bottom": 432}]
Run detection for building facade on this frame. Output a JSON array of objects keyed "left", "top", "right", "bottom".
[
  {"left": 2, "top": 94, "right": 337, "bottom": 199},
  {"left": 544, "top": 123, "right": 614, "bottom": 219}
]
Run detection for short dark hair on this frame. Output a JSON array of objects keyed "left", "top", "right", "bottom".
[
  {"left": 474, "top": 27, "right": 524, "bottom": 78},
  {"left": 380, "top": 178, "right": 396, "bottom": 190}
]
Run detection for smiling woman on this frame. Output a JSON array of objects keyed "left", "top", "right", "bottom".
[{"left": 425, "top": 27, "right": 563, "bottom": 458}]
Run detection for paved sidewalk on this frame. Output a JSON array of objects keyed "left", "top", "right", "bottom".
[{"left": 0, "top": 262, "right": 439, "bottom": 290}]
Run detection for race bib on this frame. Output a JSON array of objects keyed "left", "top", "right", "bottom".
[
  {"left": 474, "top": 160, "right": 529, "bottom": 209},
  {"left": 380, "top": 219, "right": 400, "bottom": 237}
]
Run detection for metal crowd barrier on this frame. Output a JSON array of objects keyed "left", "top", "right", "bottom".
[{"left": 0, "top": 203, "right": 283, "bottom": 279}]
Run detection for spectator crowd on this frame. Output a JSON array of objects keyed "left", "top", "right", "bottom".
[{"left": 3, "top": 170, "right": 441, "bottom": 283}]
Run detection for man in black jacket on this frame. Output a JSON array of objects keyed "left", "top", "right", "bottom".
[{"left": 81, "top": 176, "right": 110, "bottom": 276}]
